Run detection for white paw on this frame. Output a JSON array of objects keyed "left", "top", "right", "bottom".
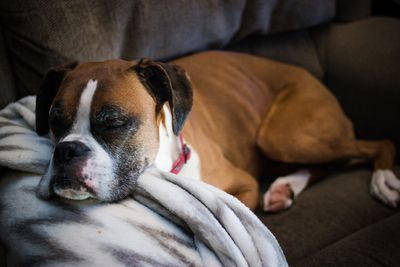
[
  {"left": 263, "top": 170, "right": 311, "bottom": 212},
  {"left": 370, "top": 170, "right": 400, "bottom": 208},
  {"left": 263, "top": 182, "right": 294, "bottom": 212}
]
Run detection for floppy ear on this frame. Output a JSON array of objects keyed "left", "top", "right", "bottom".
[
  {"left": 133, "top": 58, "right": 193, "bottom": 135},
  {"left": 35, "top": 61, "right": 79, "bottom": 135}
]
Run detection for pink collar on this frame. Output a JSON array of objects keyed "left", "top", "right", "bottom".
[{"left": 170, "top": 135, "right": 191, "bottom": 174}]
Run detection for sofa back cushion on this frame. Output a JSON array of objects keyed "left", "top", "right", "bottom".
[{"left": 0, "top": 0, "right": 336, "bottom": 104}]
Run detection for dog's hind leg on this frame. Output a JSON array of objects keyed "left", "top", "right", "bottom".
[
  {"left": 193, "top": 136, "right": 260, "bottom": 210},
  {"left": 204, "top": 157, "right": 260, "bottom": 211},
  {"left": 257, "top": 72, "right": 399, "bottom": 211}
]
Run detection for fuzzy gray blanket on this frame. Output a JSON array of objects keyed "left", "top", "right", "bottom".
[{"left": 0, "top": 96, "right": 287, "bottom": 267}]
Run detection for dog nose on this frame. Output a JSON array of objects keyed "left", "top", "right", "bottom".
[{"left": 54, "top": 141, "right": 90, "bottom": 165}]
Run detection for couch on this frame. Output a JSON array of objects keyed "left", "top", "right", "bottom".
[{"left": 0, "top": 0, "right": 399, "bottom": 266}]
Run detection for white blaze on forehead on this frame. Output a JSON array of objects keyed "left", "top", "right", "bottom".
[
  {"left": 62, "top": 79, "right": 97, "bottom": 141},
  {"left": 72, "top": 79, "right": 97, "bottom": 135}
]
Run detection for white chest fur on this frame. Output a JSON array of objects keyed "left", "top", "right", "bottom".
[{"left": 153, "top": 105, "right": 201, "bottom": 180}]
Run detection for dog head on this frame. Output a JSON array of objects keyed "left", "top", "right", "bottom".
[{"left": 36, "top": 59, "right": 193, "bottom": 201}]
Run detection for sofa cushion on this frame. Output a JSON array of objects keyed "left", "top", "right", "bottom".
[
  {"left": 293, "top": 213, "right": 400, "bottom": 267},
  {"left": 259, "top": 167, "right": 399, "bottom": 265},
  {"left": 335, "top": 0, "right": 371, "bottom": 22},
  {"left": 0, "top": 0, "right": 335, "bottom": 100},
  {"left": 228, "top": 30, "right": 324, "bottom": 80}
]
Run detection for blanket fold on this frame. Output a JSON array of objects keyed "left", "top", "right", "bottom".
[{"left": 0, "top": 96, "right": 287, "bottom": 267}]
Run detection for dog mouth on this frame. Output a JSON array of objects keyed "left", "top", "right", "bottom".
[
  {"left": 51, "top": 170, "right": 98, "bottom": 201},
  {"left": 54, "top": 186, "right": 95, "bottom": 200},
  {"left": 42, "top": 158, "right": 144, "bottom": 202}
]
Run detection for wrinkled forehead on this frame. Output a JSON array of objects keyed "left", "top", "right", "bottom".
[{"left": 52, "top": 60, "right": 155, "bottom": 117}]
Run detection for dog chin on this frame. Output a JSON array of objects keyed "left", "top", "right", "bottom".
[{"left": 54, "top": 187, "right": 95, "bottom": 200}]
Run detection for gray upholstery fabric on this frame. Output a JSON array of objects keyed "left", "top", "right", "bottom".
[
  {"left": 293, "top": 213, "right": 400, "bottom": 267},
  {"left": 234, "top": 0, "right": 335, "bottom": 38},
  {"left": 0, "top": 243, "right": 5, "bottom": 267},
  {"left": 228, "top": 30, "right": 324, "bottom": 80},
  {"left": 0, "top": 24, "right": 15, "bottom": 109},
  {"left": 260, "top": 168, "right": 399, "bottom": 265},
  {"left": 336, "top": 0, "right": 372, "bottom": 22},
  {"left": 0, "top": 0, "right": 336, "bottom": 100}
]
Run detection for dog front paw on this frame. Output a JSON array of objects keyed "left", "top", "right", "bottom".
[
  {"left": 370, "top": 170, "right": 400, "bottom": 208},
  {"left": 263, "top": 170, "right": 311, "bottom": 213},
  {"left": 263, "top": 182, "right": 294, "bottom": 213}
]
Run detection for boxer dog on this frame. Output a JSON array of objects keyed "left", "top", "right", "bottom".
[{"left": 36, "top": 51, "right": 400, "bottom": 212}]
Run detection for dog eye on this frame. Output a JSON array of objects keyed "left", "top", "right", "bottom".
[
  {"left": 93, "top": 116, "right": 131, "bottom": 132},
  {"left": 104, "top": 119, "right": 128, "bottom": 130},
  {"left": 93, "top": 106, "right": 138, "bottom": 134}
]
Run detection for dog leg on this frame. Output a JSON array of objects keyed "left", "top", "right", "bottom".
[
  {"left": 195, "top": 138, "right": 260, "bottom": 210},
  {"left": 263, "top": 169, "right": 311, "bottom": 212},
  {"left": 371, "top": 170, "right": 400, "bottom": 208},
  {"left": 256, "top": 73, "right": 400, "bottom": 209},
  {"left": 262, "top": 140, "right": 400, "bottom": 210},
  {"left": 208, "top": 161, "right": 259, "bottom": 211},
  {"left": 256, "top": 80, "right": 355, "bottom": 212}
]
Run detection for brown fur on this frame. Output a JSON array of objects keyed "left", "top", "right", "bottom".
[{"left": 173, "top": 51, "right": 395, "bottom": 210}]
